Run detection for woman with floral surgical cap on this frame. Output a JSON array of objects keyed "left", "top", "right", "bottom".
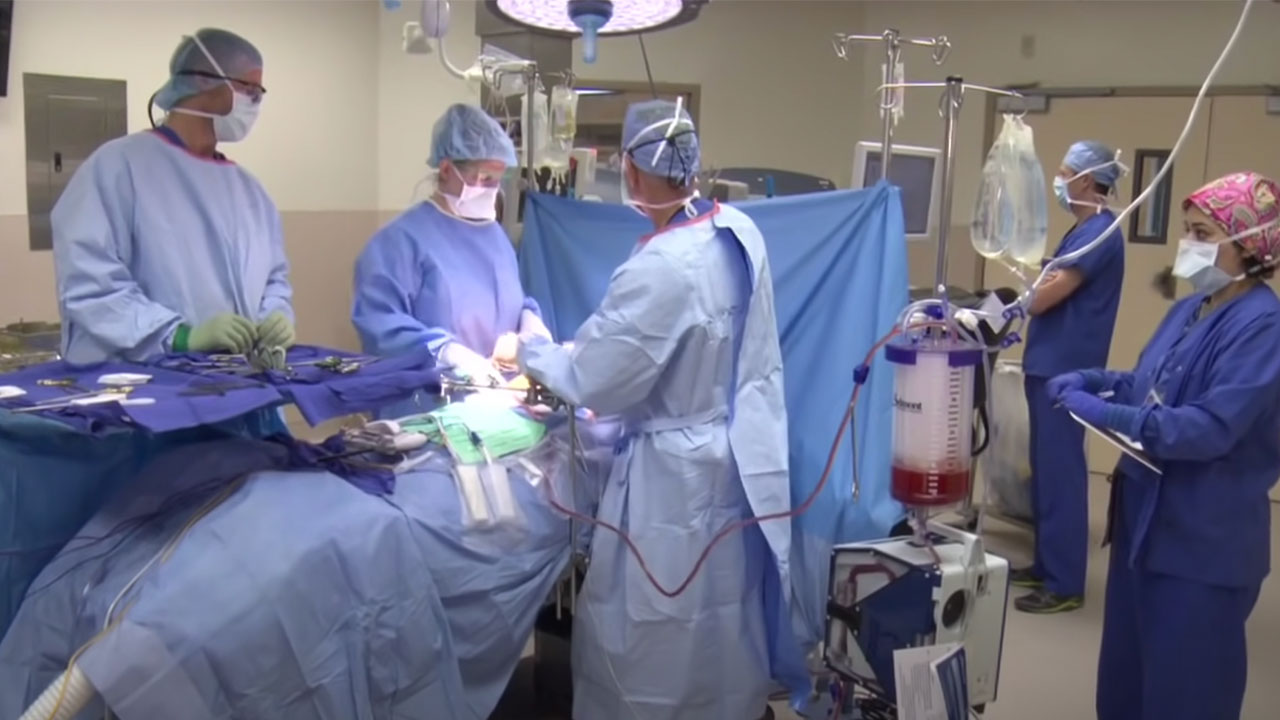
[{"left": 1048, "top": 172, "right": 1280, "bottom": 720}]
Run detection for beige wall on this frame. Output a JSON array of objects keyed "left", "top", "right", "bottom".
[{"left": 574, "top": 0, "right": 867, "bottom": 191}]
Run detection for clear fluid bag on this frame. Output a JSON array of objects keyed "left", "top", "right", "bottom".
[
  {"left": 1007, "top": 118, "right": 1049, "bottom": 266},
  {"left": 970, "top": 114, "right": 1023, "bottom": 260}
]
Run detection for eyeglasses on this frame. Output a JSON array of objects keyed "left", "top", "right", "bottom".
[
  {"left": 453, "top": 164, "right": 505, "bottom": 188},
  {"left": 178, "top": 70, "right": 267, "bottom": 103}
]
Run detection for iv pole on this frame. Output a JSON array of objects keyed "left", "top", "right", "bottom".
[{"left": 832, "top": 30, "right": 950, "bottom": 180}]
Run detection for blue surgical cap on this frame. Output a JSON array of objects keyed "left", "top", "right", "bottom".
[
  {"left": 429, "top": 104, "right": 518, "bottom": 168},
  {"left": 154, "top": 28, "right": 263, "bottom": 111},
  {"left": 622, "top": 100, "right": 700, "bottom": 185},
  {"left": 1063, "top": 141, "right": 1121, "bottom": 188}
]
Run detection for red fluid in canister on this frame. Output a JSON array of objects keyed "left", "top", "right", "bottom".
[{"left": 891, "top": 465, "right": 971, "bottom": 507}]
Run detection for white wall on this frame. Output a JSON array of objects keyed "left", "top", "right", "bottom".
[
  {"left": 376, "top": 0, "right": 485, "bottom": 212},
  {"left": 0, "top": 0, "right": 381, "bottom": 215}
]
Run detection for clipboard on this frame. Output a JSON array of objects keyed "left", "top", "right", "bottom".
[{"left": 1069, "top": 412, "right": 1162, "bottom": 475}]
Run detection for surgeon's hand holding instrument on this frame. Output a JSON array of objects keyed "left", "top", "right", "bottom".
[
  {"left": 491, "top": 332, "right": 520, "bottom": 372},
  {"left": 439, "top": 341, "right": 506, "bottom": 388}
]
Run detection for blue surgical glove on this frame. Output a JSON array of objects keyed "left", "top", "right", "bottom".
[
  {"left": 1046, "top": 372, "right": 1086, "bottom": 402},
  {"left": 1049, "top": 369, "right": 1117, "bottom": 401},
  {"left": 1060, "top": 390, "right": 1142, "bottom": 436}
]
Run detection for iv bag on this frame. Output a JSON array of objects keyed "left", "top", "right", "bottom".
[
  {"left": 545, "top": 85, "right": 578, "bottom": 171},
  {"left": 971, "top": 115, "right": 1021, "bottom": 259},
  {"left": 971, "top": 115, "right": 1049, "bottom": 268},
  {"left": 1008, "top": 119, "right": 1049, "bottom": 266},
  {"left": 521, "top": 89, "right": 550, "bottom": 169}
]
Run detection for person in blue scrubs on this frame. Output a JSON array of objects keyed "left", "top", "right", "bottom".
[
  {"left": 53, "top": 29, "right": 295, "bottom": 366},
  {"left": 1015, "top": 141, "right": 1126, "bottom": 613},
  {"left": 517, "top": 100, "right": 805, "bottom": 720},
  {"left": 351, "top": 104, "right": 549, "bottom": 416},
  {"left": 1053, "top": 172, "right": 1280, "bottom": 720}
]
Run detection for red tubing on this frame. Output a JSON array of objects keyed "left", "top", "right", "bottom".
[{"left": 543, "top": 324, "right": 933, "bottom": 599}]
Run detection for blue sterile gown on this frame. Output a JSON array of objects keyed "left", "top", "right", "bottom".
[
  {"left": 52, "top": 128, "right": 294, "bottom": 366},
  {"left": 519, "top": 199, "right": 806, "bottom": 720},
  {"left": 351, "top": 201, "right": 541, "bottom": 417}
]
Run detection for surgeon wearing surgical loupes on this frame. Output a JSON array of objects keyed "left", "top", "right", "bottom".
[
  {"left": 52, "top": 28, "right": 295, "bottom": 365},
  {"left": 1047, "top": 172, "right": 1280, "bottom": 720},
  {"left": 352, "top": 104, "right": 550, "bottom": 415},
  {"left": 517, "top": 100, "right": 805, "bottom": 720},
  {"left": 1014, "top": 141, "right": 1126, "bottom": 614}
]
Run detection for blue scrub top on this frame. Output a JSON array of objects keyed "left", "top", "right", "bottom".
[
  {"left": 1023, "top": 209, "right": 1124, "bottom": 378},
  {"left": 1113, "top": 285, "right": 1280, "bottom": 587}
]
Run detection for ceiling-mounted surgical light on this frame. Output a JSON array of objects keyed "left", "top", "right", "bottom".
[{"left": 486, "top": 0, "right": 710, "bottom": 64}]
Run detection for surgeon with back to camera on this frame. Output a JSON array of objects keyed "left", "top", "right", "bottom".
[
  {"left": 1047, "top": 172, "right": 1280, "bottom": 720},
  {"left": 517, "top": 100, "right": 805, "bottom": 720},
  {"left": 1014, "top": 141, "right": 1126, "bottom": 614},
  {"left": 52, "top": 28, "right": 295, "bottom": 365},
  {"left": 352, "top": 104, "right": 550, "bottom": 415}
]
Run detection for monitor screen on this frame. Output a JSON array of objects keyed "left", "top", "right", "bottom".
[{"left": 862, "top": 150, "right": 936, "bottom": 236}]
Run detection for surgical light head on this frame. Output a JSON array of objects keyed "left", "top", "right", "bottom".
[
  {"left": 569, "top": 0, "right": 613, "bottom": 64},
  {"left": 429, "top": 103, "right": 519, "bottom": 168},
  {"left": 154, "top": 28, "right": 264, "bottom": 111},
  {"left": 621, "top": 98, "right": 700, "bottom": 186}
]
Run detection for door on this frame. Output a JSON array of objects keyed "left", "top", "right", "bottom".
[
  {"left": 23, "top": 73, "right": 127, "bottom": 251},
  {"left": 984, "top": 96, "right": 1212, "bottom": 474}
]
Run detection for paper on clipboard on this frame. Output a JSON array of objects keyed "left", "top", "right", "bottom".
[{"left": 1069, "top": 412, "right": 1162, "bottom": 474}]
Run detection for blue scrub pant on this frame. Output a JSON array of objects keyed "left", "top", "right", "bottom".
[
  {"left": 1097, "top": 510, "right": 1260, "bottom": 720},
  {"left": 1024, "top": 374, "right": 1089, "bottom": 597}
]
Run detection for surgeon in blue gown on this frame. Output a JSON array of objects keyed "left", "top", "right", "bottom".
[
  {"left": 1052, "top": 172, "right": 1280, "bottom": 720},
  {"left": 518, "top": 100, "right": 807, "bottom": 720},
  {"left": 1016, "top": 140, "right": 1126, "bottom": 614},
  {"left": 352, "top": 104, "right": 549, "bottom": 417},
  {"left": 52, "top": 28, "right": 295, "bottom": 366}
]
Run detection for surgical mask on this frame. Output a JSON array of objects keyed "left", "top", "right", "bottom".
[
  {"left": 1173, "top": 218, "right": 1280, "bottom": 295},
  {"left": 168, "top": 34, "right": 261, "bottom": 143},
  {"left": 1054, "top": 156, "right": 1127, "bottom": 214},
  {"left": 1173, "top": 239, "right": 1241, "bottom": 295},
  {"left": 442, "top": 167, "right": 500, "bottom": 222}
]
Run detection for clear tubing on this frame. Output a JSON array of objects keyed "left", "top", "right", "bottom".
[{"left": 1027, "top": 0, "right": 1257, "bottom": 297}]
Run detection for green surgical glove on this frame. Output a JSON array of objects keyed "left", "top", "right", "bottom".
[
  {"left": 187, "top": 314, "right": 256, "bottom": 353},
  {"left": 256, "top": 311, "right": 296, "bottom": 349}
]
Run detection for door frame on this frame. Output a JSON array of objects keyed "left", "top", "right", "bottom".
[{"left": 972, "top": 83, "right": 1279, "bottom": 289}]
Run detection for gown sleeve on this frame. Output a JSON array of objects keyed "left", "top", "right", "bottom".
[
  {"left": 519, "top": 248, "right": 695, "bottom": 414},
  {"left": 351, "top": 225, "right": 455, "bottom": 357},
  {"left": 52, "top": 149, "right": 184, "bottom": 361},
  {"left": 1127, "top": 312, "right": 1280, "bottom": 461},
  {"left": 257, "top": 205, "right": 295, "bottom": 322}
]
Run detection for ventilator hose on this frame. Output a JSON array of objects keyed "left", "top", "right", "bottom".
[
  {"left": 19, "top": 665, "right": 96, "bottom": 720},
  {"left": 544, "top": 323, "right": 943, "bottom": 598}
]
